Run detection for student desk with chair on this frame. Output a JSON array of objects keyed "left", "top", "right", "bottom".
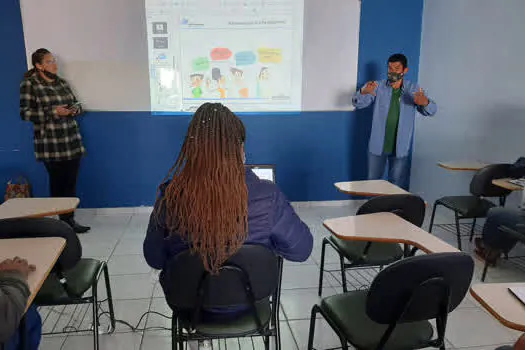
[
  {"left": 437, "top": 161, "right": 489, "bottom": 172},
  {"left": 335, "top": 180, "right": 409, "bottom": 197},
  {"left": 0, "top": 237, "right": 66, "bottom": 310},
  {"left": 0, "top": 198, "right": 79, "bottom": 220},
  {"left": 471, "top": 283, "right": 525, "bottom": 332},
  {"left": 324, "top": 212, "right": 459, "bottom": 254}
]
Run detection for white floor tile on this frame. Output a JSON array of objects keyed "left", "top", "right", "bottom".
[
  {"left": 108, "top": 254, "right": 152, "bottom": 275},
  {"left": 113, "top": 238, "right": 146, "bottom": 256},
  {"left": 289, "top": 319, "right": 349, "bottom": 350},
  {"left": 281, "top": 287, "right": 338, "bottom": 320},
  {"left": 112, "top": 299, "right": 152, "bottom": 333},
  {"left": 100, "top": 274, "right": 156, "bottom": 300},
  {"left": 39, "top": 335, "right": 67, "bottom": 350},
  {"left": 281, "top": 265, "right": 338, "bottom": 290},
  {"left": 62, "top": 332, "right": 143, "bottom": 350},
  {"left": 446, "top": 308, "right": 518, "bottom": 348}
]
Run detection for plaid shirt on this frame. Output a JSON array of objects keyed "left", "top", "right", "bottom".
[{"left": 19, "top": 74, "right": 85, "bottom": 162}]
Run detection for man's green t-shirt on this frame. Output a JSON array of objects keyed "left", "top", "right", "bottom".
[{"left": 383, "top": 88, "right": 402, "bottom": 155}]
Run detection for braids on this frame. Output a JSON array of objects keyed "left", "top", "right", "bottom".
[{"left": 158, "top": 103, "right": 248, "bottom": 273}]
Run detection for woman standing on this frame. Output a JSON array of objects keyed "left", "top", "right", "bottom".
[{"left": 19, "top": 48, "right": 90, "bottom": 233}]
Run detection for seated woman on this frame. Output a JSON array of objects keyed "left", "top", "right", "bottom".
[
  {"left": 143, "top": 102, "right": 313, "bottom": 295},
  {"left": 475, "top": 207, "right": 525, "bottom": 265}
]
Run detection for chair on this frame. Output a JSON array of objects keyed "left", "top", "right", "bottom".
[
  {"left": 318, "top": 194, "right": 426, "bottom": 296},
  {"left": 309, "top": 252, "right": 474, "bottom": 350},
  {"left": 161, "top": 245, "right": 283, "bottom": 350},
  {"left": 429, "top": 164, "right": 512, "bottom": 250},
  {"left": 0, "top": 218, "right": 115, "bottom": 350}
]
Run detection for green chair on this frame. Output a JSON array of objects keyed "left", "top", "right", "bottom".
[
  {"left": 0, "top": 217, "right": 115, "bottom": 350},
  {"left": 308, "top": 253, "right": 474, "bottom": 350},
  {"left": 318, "top": 194, "right": 426, "bottom": 296},
  {"left": 161, "top": 245, "right": 283, "bottom": 350},
  {"left": 428, "top": 164, "right": 512, "bottom": 250}
]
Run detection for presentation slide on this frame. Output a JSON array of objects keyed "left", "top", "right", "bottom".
[{"left": 145, "top": 0, "right": 304, "bottom": 112}]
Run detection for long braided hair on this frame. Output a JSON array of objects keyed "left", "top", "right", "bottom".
[{"left": 158, "top": 103, "right": 248, "bottom": 273}]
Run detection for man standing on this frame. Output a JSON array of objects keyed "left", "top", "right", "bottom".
[{"left": 352, "top": 54, "right": 437, "bottom": 188}]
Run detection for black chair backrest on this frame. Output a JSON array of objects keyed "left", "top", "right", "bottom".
[
  {"left": 163, "top": 244, "right": 280, "bottom": 310},
  {"left": 366, "top": 253, "right": 474, "bottom": 324},
  {"left": 356, "top": 194, "right": 426, "bottom": 228},
  {"left": 470, "top": 164, "right": 512, "bottom": 198},
  {"left": 0, "top": 218, "right": 81, "bottom": 270}
]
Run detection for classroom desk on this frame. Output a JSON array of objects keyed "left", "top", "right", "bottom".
[
  {"left": 470, "top": 283, "right": 525, "bottom": 332},
  {"left": 323, "top": 212, "right": 459, "bottom": 254},
  {"left": 0, "top": 237, "right": 65, "bottom": 309},
  {"left": 0, "top": 198, "right": 79, "bottom": 220},
  {"left": 492, "top": 179, "right": 524, "bottom": 192},
  {"left": 335, "top": 180, "right": 409, "bottom": 197},
  {"left": 437, "top": 161, "right": 488, "bottom": 171}
]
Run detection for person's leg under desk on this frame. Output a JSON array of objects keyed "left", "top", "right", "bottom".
[
  {"left": 387, "top": 155, "right": 409, "bottom": 189},
  {"left": 57, "top": 158, "right": 81, "bottom": 221},
  {"left": 482, "top": 207, "right": 525, "bottom": 252},
  {"left": 368, "top": 153, "right": 387, "bottom": 180}
]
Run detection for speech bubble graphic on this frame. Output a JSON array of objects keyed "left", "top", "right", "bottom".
[
  {"left": 235, "top": 51, "right": 257, "bottom": 66},
  {"left": 192, "top": 57, "right": 210, "bottom": 71},
  {"left": 210, "top": 48, "right": 233, "bottom": 61},
  {"left": 258, "top": 48, "right": 282, "bottom": 64}
]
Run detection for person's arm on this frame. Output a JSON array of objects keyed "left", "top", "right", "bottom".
[
  {"left": 269, "top": 190, "right": 313, "bottom": 262},
  {"left": 19, "top": 79, "right": 57, "bottom": 124},
  {"left": 413, "top": 85, "right": 437, "bottom": 116},
  {"left": 351, "top": 82, "right": 377, "bottom": 109},
  {"left": 143, "top": 200, "right": 170, "bottom": 270},
  {"left": 0, "top": 271, "right": 30, "bottom": 343}
]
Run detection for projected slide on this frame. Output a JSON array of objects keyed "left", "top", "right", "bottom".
[{"left": 146, "top": 0, "right": 304, "bottom": 112}]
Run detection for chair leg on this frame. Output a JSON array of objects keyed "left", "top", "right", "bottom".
[
  {"left": 454, "top": 212, "right": 462, "bottom": 251},
  {"left": 339, "top": 254, "right": 348, "bottom": 293},
  {"left": 318, "top": 238, "right": 328, "bottom": 296},
  {"left": 500, "top": 196, "right": 506, "bottom": 207},
  {"left": 307, "top": 306, "right": 319, "bottom": 350},
  {"left": 103, "top": 264, "right": 116, "bottom": 333},
  {"left": 470, "top": 218, "right": 477, "bottom": 242},
  {"left": 429, "top": 203, "right": 439, "bottom": 233},
  {"left": 92, "top": 283, "right": 100, "bottom": 350},
  {"left": 481, "top": 260, "right": 489, "bottom": 282},
  {"left": 263, "top": 334, "right": 270, "bottom": 350}
]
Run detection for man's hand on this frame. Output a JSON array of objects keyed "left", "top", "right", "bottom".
[
  {"left": 55, "top": 105, "right": 73, "bottom": 117},
  {"left": 361, "top": 81, "right": 378, "bottom": 96},
  {"left": 414, "top": 88, "right": 429, "bottom": 106},
  {"left": 0, "top": 257, "right": 36, "bottom": 279}
]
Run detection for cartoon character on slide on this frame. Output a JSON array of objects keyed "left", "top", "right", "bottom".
[
  {"left": 207, "top": 68, "right": 227, "bottom": 99},
  {"left": 230, "top": 67, "right": 249, "bottom": 98},
  {"left": 257, "top": 67, "right": 272, "bottom": 98},
  {"left": 190, "top": 73, "right": 204, "bottom": 98}
]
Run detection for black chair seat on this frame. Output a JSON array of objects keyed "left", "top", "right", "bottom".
[
  {"left": 329, "top": 236, "right": 403, "bottom": 266},
  {"left": 437, "top": 196, "right": 495, "bottom": 218},
  {"left": 179, "top": 299, "right": 272, "bottom": 338},
  {"left": 320, "top": 290, "right": 433, "bottom": 350},
  {"left": 35, "top": 258, "right": 103, "bottom": 303}
]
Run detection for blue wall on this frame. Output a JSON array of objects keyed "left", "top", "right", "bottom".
[{"left": 1, "top": 0, "right": 424, "bottom": 208}]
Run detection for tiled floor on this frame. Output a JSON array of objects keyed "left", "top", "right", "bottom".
[{"left": 37, "top": 201, "right": 524, "bottom": 349}]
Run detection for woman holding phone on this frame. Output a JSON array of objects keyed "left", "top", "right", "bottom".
[{"left": 19, "top": 48, "right": 90, "bottom": 233}]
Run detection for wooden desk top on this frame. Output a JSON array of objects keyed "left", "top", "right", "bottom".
[
  {"left": 492, "top": 179, "right": 524, "bottom": 192},
  {"left": 0, "top": 237, "right": 65, "bottom": 309},
  {"left": 438, "top": 161, "right": 488, "bottom": 171},
  {"left": 0, "top": 198, "right": 79, "bottom": 220},
  {"left": 335, "top": 180, "right": 409, "bottom": 197},
  {"left": 324, "top": 212, "right": 459, "bottom": 254},
  {"left": 470, "top": 283, "right": 525, "bottom": 331}
]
